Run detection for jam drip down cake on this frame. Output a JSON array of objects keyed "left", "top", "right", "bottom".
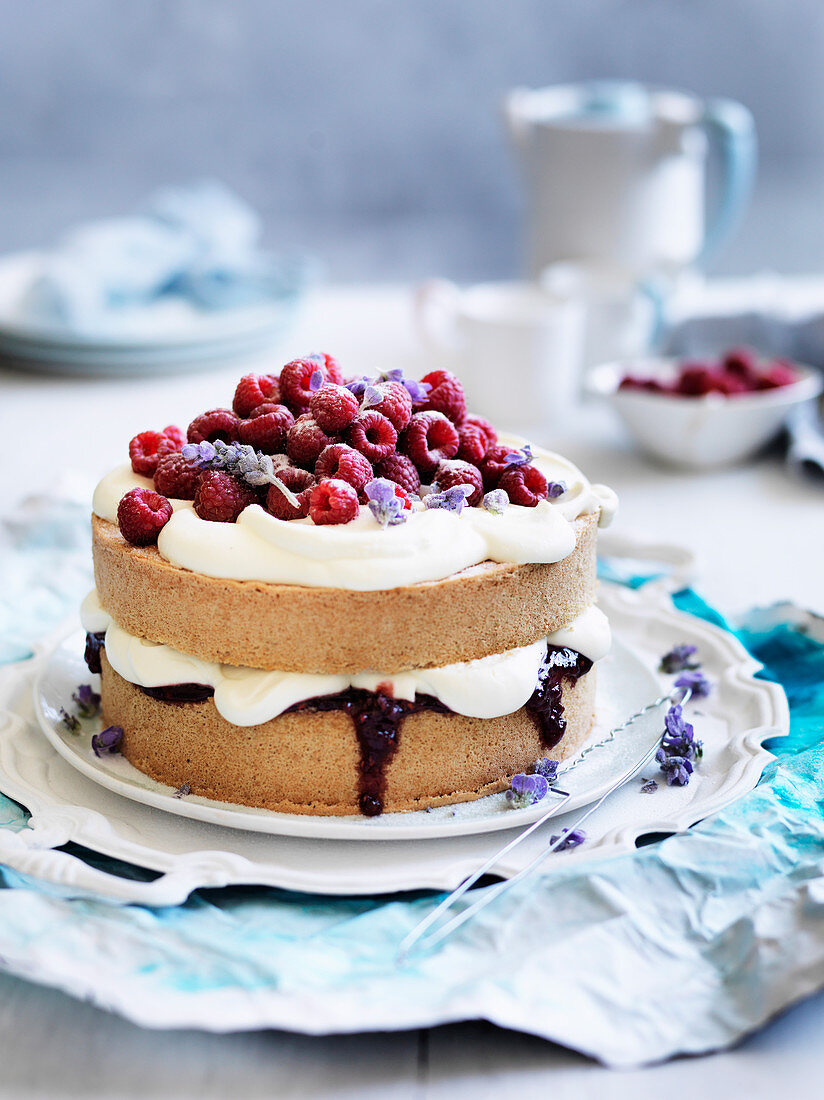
[{"left": 83, "top": 357, "right": 617, "bottom": 816}]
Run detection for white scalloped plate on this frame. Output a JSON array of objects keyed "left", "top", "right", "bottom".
[{"left": 0, "top": 582, "right": 788, "bottom": 901}]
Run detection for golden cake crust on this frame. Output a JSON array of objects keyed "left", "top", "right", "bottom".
[
  {"left": 100, "top": 654, "right": 596, "bottom": 815},
  {"left": 92, "top": 512, "right": 597, "bottom": 674}
]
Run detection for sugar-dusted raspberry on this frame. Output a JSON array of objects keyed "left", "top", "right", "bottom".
[
  {"left": 366, "top": 380, "right": 412, "bottom": 431},
  {"left": 400, "top": 410, "right": 459, "bottom": 476},
  {"left": 315, "top": 443, "right": 373, "bottom": 492},
  {"left": 237, "top": 402, "right": 295, "bottom": 453},
  {"left": 281, "top": 356, "right": 340, "bottom": 413},
  {"left": 375, "top": 452, "right": 421, "bottom": 494},
  {"left": 266, "top": 466, "right": 315, "bottom": 520},
  {"left": 187, "top": 408, "right": 240, "bottom": 445},
  {"left": 194, "top": 470, "right": 258, "bottom": 523},
  {"left": 117, "top": 488, "right": 173, "bottom": 546},
  {"left": 308, "top": 478, "right": 359, "bottom": 525},
  {"left": 498, "top": 465, "right": 548, "bottom": 507},
  {"left": 313, "top": 352, "right": 343, "bottom": 385},
  {"left": 456, "top": 422, "right": 488, "bottom": 464},
  {"left": 479, "top": 443, "right": 514, "bottom": 489},
  {"left": 286, "top": 413, "right": 339, "bottom": 468},
  {"left": 153, "top": 452, "right": 202, "bottom": 500},
  {"left": 310, "top": 383, "right": 360, "bottom": 432},
  {"left": 232, "top": 373, "right": 281, "bottom": 417},
  {"left": 463, "top": 414, "right": 497, "bottom": 449},
  {"left": 346, "top": 410, "right": 398, "bottom": 463},
  {"left": 161, "top": 424, "right": 186, "bottom": 449},
  {"left": 421, "top": 369, "right": 467, "bottom": 424},
  {"left": 434, "top": 459, "right": 484, "bottom": 506}
]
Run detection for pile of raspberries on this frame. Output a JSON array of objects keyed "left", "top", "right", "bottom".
[
  {"left": 619, "top": 347, "right": 799, "bottom": 397},
  {"left": 116, "top": 354, "right": 552, "bottom": 546}
]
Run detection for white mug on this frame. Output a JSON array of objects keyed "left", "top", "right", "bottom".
[{"left": 414, "top": 279, "right": 584, "bottom": 430}]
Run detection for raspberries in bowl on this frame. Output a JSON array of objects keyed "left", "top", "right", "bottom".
[
  {"left": 589, "top": 348, "right": 822, "bottom": 469},
  {"left": 116, "top": 356, "right": 561, "bottom": 545}
]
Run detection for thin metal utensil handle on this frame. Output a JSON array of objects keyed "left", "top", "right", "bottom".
[{"left": 397, "top": 686, "right": 689, "bottom": 962}]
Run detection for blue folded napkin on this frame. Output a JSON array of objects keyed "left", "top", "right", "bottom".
[{"left": 15, "top": 181, "right": 308, "bottom": 335}]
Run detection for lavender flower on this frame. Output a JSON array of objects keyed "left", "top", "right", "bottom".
[
  {"left": 60, "top": 708, "right": 80, "bottom": 733},
  {"left": 345, "top": 375, "right": 370, "bottom": 397},
  {"left": 364, "top": 478, "right": 407, "bottom": 527},
  {"left": 503, "top": 444, "right": 534, "bottom": 469},
  {"left": 534, "top": 758, "right": 559, "bottom": 784},
  {"left": 482, "top": 489, "right": 509, "bottom": 515},
  {"left": 72, "top": 684, "right": 101, "bottom": 719},
  {"left": 546, "top": 481, "right": 567, "bottom": 499},
  {"left": 659, "top": 644, "right": 699, "bottom": 674},
  {"left": 661, "top": 704, "right": 703, "bottom": 760},
  {"left": 655, "top": 749, "right": 694, "bottom": 786},
  {"left": 183, "top": 440, "right": 300, "bottom": 506},
  {"left": 361, "top": 385, "right": 384, "bottom": 409},
  {"left": 346, "top": 369, "right": 431, "bottom": 403},
  {"left": 640, "top": 779, "right": 659, "bottom": 794},
  {"left": 92, "top": 725, "right": 123, "bottom": 758},
  {"left": 550, "top": 828, "right": 586, "bottom": 851},
  {"left": 174, "top": 783, "right": 192, "bottom": 799},
  {"left": 424, "top": 485, "right": 472, "bottom": 515},
  {"left": 675, "top": 669, "right": 712, "bottom": 698},
  {"left": 505, "top": 772, "right": 549, "bottom": 809}
]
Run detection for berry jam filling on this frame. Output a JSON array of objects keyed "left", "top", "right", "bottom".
[
  {"left": 84, "top": 632, "right": 106, "bottom": 674},
  {"left": 286, "top": 689, "right": 448, "bottom": 816},
  {"left": 526, "top": 645, "right": 593, "bottom": 749},
  {"left": 85, "top": 635, "right": 591, "bottom": 815}
]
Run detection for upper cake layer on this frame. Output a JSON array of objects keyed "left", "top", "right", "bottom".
[{"left": 92, "top": 437, "right": 616, "bottom": 591}]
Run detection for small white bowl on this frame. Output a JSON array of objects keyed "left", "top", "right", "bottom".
[{"left": 588, "top": 357, "right": 823, "bottom": 469}]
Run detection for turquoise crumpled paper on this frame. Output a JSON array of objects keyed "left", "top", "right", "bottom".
[{"left": 1, "top": 504, "right": 823, "bottom": 1067}]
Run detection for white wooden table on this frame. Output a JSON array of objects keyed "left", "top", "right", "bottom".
[{"left": 1, "top": 285, "right": 822, "bottom": 1097}]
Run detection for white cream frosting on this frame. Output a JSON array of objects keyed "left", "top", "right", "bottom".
[
  {"left": 81, "top": 590, "right": 611, "bottom": 727},
  {"left": 91, "top": 436, "right": 617, "bottom": 592}
]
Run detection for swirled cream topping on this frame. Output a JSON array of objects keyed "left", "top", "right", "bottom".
[
  {"left": 92, "top": 436, "right": 617, "bottom": 591},
  {"left": 81, "top": 590, "right": 611, "bottom": 726}
]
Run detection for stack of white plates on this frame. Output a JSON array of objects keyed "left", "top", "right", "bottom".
[{"left": 0, "top": 251, "right": 307, "bottom": 376}]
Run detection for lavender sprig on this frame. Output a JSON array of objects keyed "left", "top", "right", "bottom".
[
  {"left": 661, "top": 704, "right": 703, "bottom": 760},
  {"left": 674, "top": 669, "right": 712, "bottom": 698},
  {"left": 364, "top": 478, "right": 407, "bottom": 528},
  {"left": 424, "top": 485, "right": 472, "bottom": 515},
  {"left": 72, "top": 684, "right": 101, "bottom": 719},
  {"left": 92, "top": 725, "right": 123, "bottom": 758},
  {"left": 550, "top": 828, "right": 586, "bottom": 851},
  {"left": 505, "top": 772, "right": 549, "bottom": 809},
  {"left": 659, "top": 644, "right": 699, "bottom": 674},
  {"left": 655, "top": 750, "right": 694, "bottom": 786},
  {"left": 534, "top": 758, "right": 560, "bottom": 784},
  {"left": 60, "top": 708, "right": 80, "bottom": 733},
  {"left": 546, "top": 481, "right": 567, "bottom": 499},
  {"left": 503, "top": 444, "right": 533, "bottom": 469},
  {"left": 182, "top": 440, "right": 300, "bottom": 507},
  {"left": 345, "top": 369, "right": 431, "bottom": 404}
]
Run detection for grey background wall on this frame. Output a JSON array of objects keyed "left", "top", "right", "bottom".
[{"left": 1, "top": 0, "right": 822, "bottom": 279}]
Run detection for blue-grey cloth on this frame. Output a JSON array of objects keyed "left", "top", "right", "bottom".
[
  {"left": 16, "top": 181, "right": 310, "bottom": 334},
  {"left": 1, "top": 505, "right": 824, "bottom": 1067}
]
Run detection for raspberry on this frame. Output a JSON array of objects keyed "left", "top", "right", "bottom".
[
  {"left": 117, "top": 488, "right": 172, "bottom": 546},
  {"left": 675, "top": 366, "right": 717, "bottom": 396},
  {"left": 722, "top": 348, "right": 760, "bottom": 382},
  {"left": 194, "top": 471, "right": 258, "bottom": 523},
  {"left": 280, "top": 356, "right": 340, "bottom": 412},
  {"left": 286, "top": 413, "right": 339, "bottom": 468},
  {"left": 266, "top": 466, "right": 315, "bottom": 520},
  {"left": 367, "top": 381, "right": 412, "bottom": 431},
  {"left": 313, "top": 352, "right": 343, "bottom": 384},
  {"left": 392, "top": 484, "right": 413, "bottom": 510},
  {"left": 237, "top": 403, "right": 295, "bottom": 453},
  {"left": 401, "top": 410, "right": 459, "bottom": 476},
  {"left": 153, "top": 452, "right": 202, "bottom": 499},
  {"left": 757, "top": 362, "right": 799, "bottom": 390},
  {"left": 308, "top": 479, "right": 359, "bottom": 525},
  {"left": 421, "top": 369, "right": 467, "bottom": 424},
  {"left": 346, "top": 410, "right": 398, "bottom": 463},
  {"left": 129, "top": 430, "right": 170, "bottom": 476},
  {"left": 310, "top": 384, "right": 359, "bottom": 432},
  {"left": 618, "top": 377, "right": 670, "bottom": 394},
  {"left": 187, "top": 408, "right": 240, "bottom": 444},
  {"left": 232, "top": 373, "right": 281, "bottom": 417},
  {"left": 463, "top": 414, "right": 497, "bottom": 449},
  {"left": 162, "top": 424, "right": 186, "bottom": 448},
  {"left": 434, "top": 459, "right": 484, "bottom": 506},
  {"left": 374, "top": 452, "right": 421, "bottom": 494},
  {"left": 315, "top": 443, "right": 373, "bottom": 491},
  {"left": 498, "top": 465, "right": 548, "bottom": 507},
  {"left": 479, "top": 444, "right": 518, "bottom": 489},
  {"left": 456, "top": 423, "right": 488, "bottom": 464}
]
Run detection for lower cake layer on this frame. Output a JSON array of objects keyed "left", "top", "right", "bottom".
[{"left": 99, "top": 653, "right": 597, "bottom": 816}]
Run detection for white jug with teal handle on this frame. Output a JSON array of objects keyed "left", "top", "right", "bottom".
[{"left": 504, "top": 81, "right": 757, "bottom": 279}]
